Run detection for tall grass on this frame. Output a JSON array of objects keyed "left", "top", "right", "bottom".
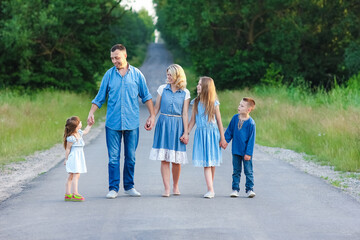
[
  {"left": 174, "top": 53, "right": 360, "bottom": 173},
  {"left": 218, "top": 82, "right": 360, "bottom": 172},
  {"left": 0, "top": 89, "right": 106, "bottom": 166}
]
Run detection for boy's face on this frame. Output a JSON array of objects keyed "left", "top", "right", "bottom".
[{"left": 238, "top": 100, "right": 250, "bottom": 114}]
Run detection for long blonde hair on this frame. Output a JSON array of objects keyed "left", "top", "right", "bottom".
[
  {"left": 63, "top": 116, "right": 80, "bottom": 149},
  {"left": 167, "top": 64, "right": 187, "bottom": 90},
  {"left": 193, "top": 76, "right": 218, "bottom": 122}
]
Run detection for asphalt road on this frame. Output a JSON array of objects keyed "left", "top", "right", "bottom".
[{"left": 1, "top": 44, "right": 360, "bottom": 240}]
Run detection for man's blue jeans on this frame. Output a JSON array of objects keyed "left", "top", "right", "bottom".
[
  {"left": 105, "top": 127, "right": 139, "bottom": 192},
  {"left": 232, "top": 154, "right": 254, "bottom": 192}
]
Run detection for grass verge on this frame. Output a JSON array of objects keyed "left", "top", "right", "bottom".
[
  {"left": 182, "top": 64, "right": 360, "bottom": 172},
  {"left": 0, "top": 89, "right": 106, "bottom": 166},
  {"left": 218, "top": 86, "right": 360, "bottom": 172}
]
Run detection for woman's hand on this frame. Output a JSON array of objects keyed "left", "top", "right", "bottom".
[{"left": 180, "top": 134, "right": 189, "bottom": 145}]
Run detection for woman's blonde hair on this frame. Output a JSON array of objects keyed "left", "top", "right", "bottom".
[
  {"left": 166, "top": 64, "right": 187, "bottom": 90},
  {"left": 193, "top": 76, "right": 218, "bottom": 122},
  {"left": 63, "top": 116, "right": 80, "bottom": 149}
]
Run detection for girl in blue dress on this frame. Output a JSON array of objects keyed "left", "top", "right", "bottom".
[
  {"left": 188, "top": 76, "right": 227, "bottom": 198},
  {"left": 63, "top": 116, "right": 92, "bottom": 202},
  {"left": 149, "top": 64, "right": 190, "bottom": 197}
]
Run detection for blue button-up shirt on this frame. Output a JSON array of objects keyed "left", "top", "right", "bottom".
[
  {"left": 92, "top": 65, "right": 152, "bottom": 130},
  {"left": 225, "top": 114, "right": 256, "bottom": 157}
]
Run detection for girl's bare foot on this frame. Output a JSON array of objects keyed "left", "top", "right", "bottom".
[{"left": 162, "top": 192, "right": 170, "bottom": 197}]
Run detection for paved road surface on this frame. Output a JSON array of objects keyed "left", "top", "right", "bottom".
[{"left": 1, "top": 44, "right": 360, "bottom": 240}]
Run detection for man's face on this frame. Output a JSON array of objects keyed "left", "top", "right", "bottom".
[
  {"left": 110, "top": 50, "right": 127, "bottom": 70},
  {"left": 238, "top": 100, "right": 250, "bottom": 114}
]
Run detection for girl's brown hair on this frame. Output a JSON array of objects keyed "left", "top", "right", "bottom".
[
  {"left": 63, "top": 116, "right": 80, "bottom": 149},
  {"left": 193, "top": 76, "right": 218, "bottom": 122}
]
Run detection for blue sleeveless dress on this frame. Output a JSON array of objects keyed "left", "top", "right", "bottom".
[
  {"left": 191, "top": 99, "right": 222, "bottom": 167},
  {"left": 149, "top": 84, "right": 189, "bottom": 164}
]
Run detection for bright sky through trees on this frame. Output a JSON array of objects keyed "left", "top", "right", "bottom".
[{"left": 121, "top": 0, "right": 156, "bottom": 17}]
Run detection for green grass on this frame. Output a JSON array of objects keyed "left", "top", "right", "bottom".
[
  {"left": 218, "top": 86, "right": 360, "bottom": 173},
  {"left": 183, "top": 66, "right": 360, "bottom": 172},
  {"left": 0, "top": 89, "right": 106, "bottom": 166}
]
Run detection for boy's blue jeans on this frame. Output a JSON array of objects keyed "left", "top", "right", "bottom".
[
  {"left": 232, "top": 154, "right": 254, "bottom": 192},
  {"left": 105, "top": 127, "right": 139, "bottom": 192}
]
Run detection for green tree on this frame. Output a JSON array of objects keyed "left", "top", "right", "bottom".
[
  {"left": 0, "top": 0, "right": 155, "bottom": 92},
  {"left": 154, "top": 0, "right": 360, "bottom": 89}
]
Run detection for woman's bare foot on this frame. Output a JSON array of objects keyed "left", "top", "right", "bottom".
[{"left": 173, "top": 187, "right": 181, "bottom": 195}]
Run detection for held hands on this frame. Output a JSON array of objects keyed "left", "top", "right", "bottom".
[
  {"left": 144, "top": 115, "right": 155, "bottom": 131},
  {"left": 87, "top": 112, "right": 95, "bottom": 126},
  {"left": 180, "top": 134, "right": 189, "bottom": 145},
  {"left": 219, "top": 139, "right": 228, "bottom": 149},
  {"left": 244, "top": 155, "right": 252, "bottom": 161}
]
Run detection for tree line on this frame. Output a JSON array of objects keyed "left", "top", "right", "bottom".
[
  {"left": 154, "top": 0, "right": 360, "bottom": 90},
  {"left": 0, "top": 0, "right": 154, "bottom": 92}
]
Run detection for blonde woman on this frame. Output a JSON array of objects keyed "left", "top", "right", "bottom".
[
  {"left": 149, "top": 64, "right": 190, "bottom": 197},
  {"left": 188, "top": 76, "right": 227, "bottom": 198}
]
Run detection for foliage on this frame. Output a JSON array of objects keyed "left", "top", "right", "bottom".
[
  {"left": 154, "top": 0, "right": 360, "bottom": 90},
  {"left": 0, "top": 89, "right": 106, "bottom": 166},
  {"left": 0, "top": 0, "right": 154, "bottom": 92},
  {"left": 218, "top": 84, "right": 360, "bottom": 173},
  {"left": 345, "top": 42, "right": 360, "bottom": 76}
]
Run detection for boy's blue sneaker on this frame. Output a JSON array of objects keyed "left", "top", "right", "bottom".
[
  {"left": 246, "top": 190, "right": 256, "bottom": 198},
  {"left": 230, "top": 190, "right": 239, "bottom": 197}
]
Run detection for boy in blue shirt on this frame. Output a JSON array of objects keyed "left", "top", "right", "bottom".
[{"left": 225, "top": 97, "right": 256, "bottom": 198}]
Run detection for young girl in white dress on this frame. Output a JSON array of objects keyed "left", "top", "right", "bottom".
[
  {"left": 188, "top": 77, "right": 227, "bottom": 198},
  {"left": 63, "top": 116, "right": 92, "bottom": 202},
  {"left": 149, "top": 64, "right": 190, "bottom": 197}
]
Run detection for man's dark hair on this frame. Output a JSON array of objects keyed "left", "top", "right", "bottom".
[{"left": 111, "top": 44, "right": 126, "bottom": 53}]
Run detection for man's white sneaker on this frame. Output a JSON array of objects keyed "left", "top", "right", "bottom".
[
  {"left": 124, "top": 188, "right": 141, "bottom": 197},
  {"left": 230, "top": 190, "right": 239, "bottom": 197},
  {"left": 203, "top": 191, "right": 215, "bottom": 199},
  {"left": 247, "top": 190, "right": 256, "bottom": 198},
  {"left": 106, "top": 190, "right": 118, "bottom": 199}
]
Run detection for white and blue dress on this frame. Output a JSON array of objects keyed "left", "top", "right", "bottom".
[
  {"left": 149, "top": 84, "right": 190, "bottom": 164},
  {"left": 191, "top": 99, "right": 222, "bottom": 167},
  {"left": 66, "top": 129, "right": 87, "bottom": 173}
]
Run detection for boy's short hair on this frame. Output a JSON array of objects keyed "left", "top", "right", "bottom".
[{"left": 243, "top": 97, "right": 256, "bottom": 110}]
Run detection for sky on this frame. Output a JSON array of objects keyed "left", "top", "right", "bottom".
[
  {"left": 120, "top": 0, "right": 156, "bottom": 18},
  {"left": 120, "top": 0, "right": 160, "bottom": 42}
]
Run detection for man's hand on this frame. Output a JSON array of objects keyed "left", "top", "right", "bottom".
[
  {"left": 144, "top": 115, "right": 155, "bottom": 131},
  {"left": 244, "top": 155, "right": 251, "bottom": 161},
  {"left": 87, "top": 112, "right": 95, "bottom": 126}
]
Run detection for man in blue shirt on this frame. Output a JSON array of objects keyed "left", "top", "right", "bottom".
[{"left": 87, "top": 44, "right": 155, "bottom": 199}]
